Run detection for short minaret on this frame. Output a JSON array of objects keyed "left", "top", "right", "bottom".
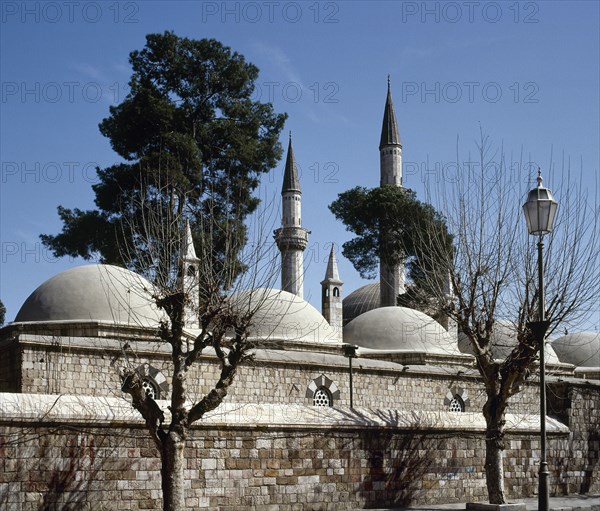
[
  {"left": 440, "top": 269, "right": 458, "bottom": 338},
  {"left": 321, "top": 244, "right": 343, "bottom": 339},
  {"left": 274, "top": 134, "right": 309, "bottom": 298},
  {"left": 379, "top": 77, "right": 406, "bottom": 306},
  {"left": 180, "top": 219, "right": 200, "bottom": 329}
]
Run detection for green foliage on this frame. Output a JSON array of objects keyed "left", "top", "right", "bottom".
[
  {"left": 329, "top": 186, "right": 453, "bottom": 307},
  {"left": 41, "top": 32, "right": 287, "bottom": 284},
  {"left": 0, "top": 299, "right": 5, "bottom": 326}
]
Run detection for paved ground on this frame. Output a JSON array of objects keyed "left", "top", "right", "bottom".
[{"left": 350, "top": 494, "right": 600, "bottom": 511}]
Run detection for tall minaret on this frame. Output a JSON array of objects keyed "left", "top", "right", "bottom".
[
  {"left": 321, "top": 244, "right": 343, "bottom": 339},
  {"left": 379, "top": 77, "right": 406, "bottom": 306},
  {"left": 180, "top": 219, "right": 200, "bottom": 329},
  {"left": 379, "top": 75, "right": 402, "bottom": 187},
  {"left": 274, "top": 134, "right": 309, "bottom": 298}
]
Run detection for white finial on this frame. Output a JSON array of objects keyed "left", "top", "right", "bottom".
[{"left": 537, "top": 168, "right": 543, "bottom": 188}]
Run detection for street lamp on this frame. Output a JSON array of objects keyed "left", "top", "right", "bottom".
[{"left": 522, "top": 169, "right": 558, "bottom": 511}]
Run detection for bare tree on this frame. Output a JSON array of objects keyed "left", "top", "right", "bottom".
[
  {"left": 411, "top": 130, "right": 600, "bottom": 504},
  {"left": 116, "top": 174, "right": 280, "bottom": 511}
]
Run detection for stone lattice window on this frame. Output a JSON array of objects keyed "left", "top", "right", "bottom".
[
  {"left": 142, "top": 379, "right": 158, "bottom": 399},
  {"left": 306, "top": 375, "right": 340, "bottom": 406},
  {"left": 449, "top": 395, "right": 465, "bottom": 412},
  {"left": 444, "top": 387, "right": 470, "bottom": 412},
  {"left": 313, "top": 387, "right": 332, "bottom": 407},
  {"left": 135, "top": 363, "right": 169, "bottom": 400}
]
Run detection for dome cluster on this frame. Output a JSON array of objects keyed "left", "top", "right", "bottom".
[{"left": 10, "top": 264, "right": 598, "bottom": 372}]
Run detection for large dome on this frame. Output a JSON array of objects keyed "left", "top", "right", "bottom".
[
  {"left": 458, "top": 320, "right": 561, "bottom": 364},
  {"left": 229, "top": 288, "right": 339, "bottom": 344},
  {"left": 552, "top": 332, "right": 599, "bottom": 368},
  {"left": 343, "top": 306, "right": 460, "bottom": 355},
  {"left": 15, "top": 264, "right": 164, "bottom": 328},
  {"left": 342, "top": 282, "right": 380, "bottom": 325}
]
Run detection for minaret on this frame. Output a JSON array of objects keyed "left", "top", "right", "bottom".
[
  {"left": 321, "top": 244, "right": 343, "bottom": 339},
  {"left": 379, "top": 75, "right": 402, "bottom": 187},
  {"left": 379, "top": 77, "right": 406, "bottom": 306},
  {"left": 274, "top": 133, "right": 309, "bottom": 298},
  {"left": 180, "top": 219, "right": 200, "bottom": 329}
]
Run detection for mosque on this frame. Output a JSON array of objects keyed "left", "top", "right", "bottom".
[{"left": 0, "top": 82, "right": 598, "bottom": 510}]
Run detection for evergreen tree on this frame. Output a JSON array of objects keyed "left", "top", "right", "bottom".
[
  {"left": 329, "top": 185, "right": 453, "bottom": 314},
  {"left": 41, "top": 31, "right": 287, "bottom": 287}
]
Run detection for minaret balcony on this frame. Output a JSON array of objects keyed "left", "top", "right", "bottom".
[{"left": 274, "top": 226, "right": 309, "bottom": 251}]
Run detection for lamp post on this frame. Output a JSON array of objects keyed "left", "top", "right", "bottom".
[{"left": 522, "top": 169, "right": 558, "bottom": 511}]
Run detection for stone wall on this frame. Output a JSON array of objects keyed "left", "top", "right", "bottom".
[
  {"left": 8, "top": 334, "right": 541, "bottom": 417},
  {"left": 1, "top": 384, "right": 599, "bottom": 511},
  {"left": 548, "top": 380, "right": 600, "bottom": 495}
]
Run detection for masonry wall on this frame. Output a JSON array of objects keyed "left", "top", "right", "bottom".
[
  {"left": 13, "top": 338, "right": 541, "bottom": 416},
  {"left": 1, "top": 412, "right": 597, "bottom": 511}
]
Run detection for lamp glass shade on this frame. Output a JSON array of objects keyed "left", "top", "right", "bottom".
[{"left": 522, "top": 186, "right": 559, "bottom": 235}]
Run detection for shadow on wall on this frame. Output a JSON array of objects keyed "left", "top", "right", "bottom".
[
  {"left": 0, "top": 428, "right": 157, "bottom": 511},
  {"left": 336, "top": 408, "right": 459, "bottom": 508}
]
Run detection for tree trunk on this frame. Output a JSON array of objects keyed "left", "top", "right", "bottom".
[
  {"left": 485, "top": 433, "right": 506, "bottom": 504},
  {"left": 482, "top": 400, "right": 507, "bottom": 506},
  {"left": 160, "top": 429, "right": 186, "bottom": 511}
]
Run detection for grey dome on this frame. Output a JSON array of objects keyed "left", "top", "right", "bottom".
[
  {"left": 458, "top": 320, "right": 560, "bottom": 364},
  {"left": 552, "top": 332, "right": 599, "bottom": 368},
  {"left": 229, "top": 288, "right": 339, "bottom": 344},
  {"left": 344, "top": 306, "right": 460, "bottom": 355},
  {"left": 15, "top": 264, "right": 164, "bottom": 328},
  {"left": 343, "top": 282, "right": 380, "bottom": 324}
]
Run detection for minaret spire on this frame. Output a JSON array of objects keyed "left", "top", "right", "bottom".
[
  {"left": 379, "top": 77, "right": 401, "bottom": 153},
  {"left": 282, "top": 132, "right": 300, "bottom": 193},
  {"left": 379, "top": 77, "right": 405, "bottom": 305},
  {"left": 180, "top": 219, "right": 200, "bottom": 328},
  {"left": 321, "top": 244, "right": 343, "bottom": 340},
  {"left": 274, "top": 135, "right": 309, "bottom": 298}
]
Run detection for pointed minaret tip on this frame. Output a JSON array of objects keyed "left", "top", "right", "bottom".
[
  {"left": 323, "top": 243, "right": 342, "bottom": 283},
  {"left": 380, "top": 77, "right": 401, "bottom": 149},
  {"left": 183, "top": 219, "right": 198, "bottom": 260},
  {"left": 282, "top": 134, "right": 301, "bottom": 193}
]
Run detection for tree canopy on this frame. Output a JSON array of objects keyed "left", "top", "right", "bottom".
[
  {"left": 41, "top": 31, "right": 287, "bottom": 285},
  {"left": 329, "top": 185, "right": 453, "bottom": 308}
]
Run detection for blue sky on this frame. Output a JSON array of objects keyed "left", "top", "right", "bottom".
[{"left": 1, "top": 1, "right": 599, "bottom": 329}]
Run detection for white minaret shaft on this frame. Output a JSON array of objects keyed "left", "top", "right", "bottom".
[
  {"left": 321, "top": 244, "right": 343, "bottom": 340},
  {"left": 379, "top": 77, "right": 405, "bottom": 306},
  {"left": 274, "top": 134, "right": 309, "bottom": 298}
]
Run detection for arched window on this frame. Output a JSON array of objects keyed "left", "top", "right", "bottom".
[
  {"left": 313, "top": 387, "right": 333, "bottom": 407},
  {"left": 444, "top": 387, "right": 469, "bottom": 412},
  {"left": 306, "top": 375, "right": 340, "bottom": 406},
  {"left": 449, "top": 395, "right": 465, "bottom": 413},
  {"left": 333, "top": 287, "right": 340, "bottom": 297},
  {"left": 323, "top": 288, "right": 329, "bottom": 299},
  {"left": 135, "top": 363, "right": 169, "bottom": 400},
  {"left": 142, "top": 378, "right": 159, "bottom": 399}
]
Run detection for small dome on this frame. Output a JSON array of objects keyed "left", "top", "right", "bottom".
[
  {"left": 229, "top": 288, "right": 339, "bottom": 343},
  {"left": 552, "top": 332, "right": 599, "bottom": 368},
  {"left": 343, "top": 282, "right": 380, "bottom": 324},
  {"left": 458, "top": 320, "right": 560, "bottom": 364},
  {"left": 15, "top": 264, "right": 163, "bottom": 328},
  {"left": 343, "top": 306, "right": 460, "bottom": 355}
]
